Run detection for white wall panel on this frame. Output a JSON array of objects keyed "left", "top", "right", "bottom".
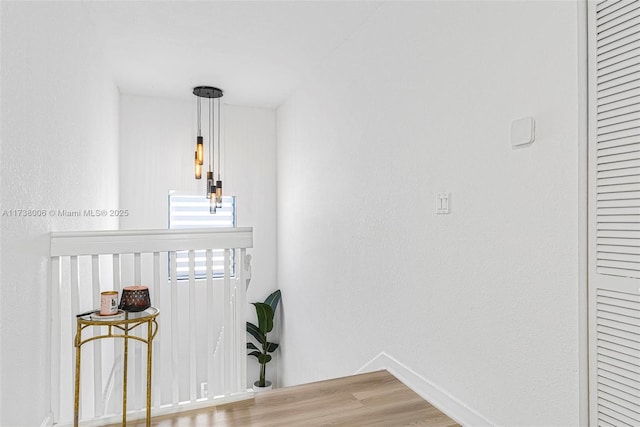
[
  {"left": 277, "top": 2, "right": 581, "bottom": 425},
  {"left": 0, "top": 3, "right": 120, "bottom": 425}
]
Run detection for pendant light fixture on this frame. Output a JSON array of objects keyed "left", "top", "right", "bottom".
[{"left": 193, "top": 86, "right": 224, "bottom": 213}]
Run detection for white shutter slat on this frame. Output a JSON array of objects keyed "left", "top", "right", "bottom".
[
  {"left": 599, "top": 126, "right": 640, "bottom": 143},
  {"left": 598, "top": 4, "right": 640, "bottom": 35},
  {"left": 597, "top": 237, "right": 640, "bottom": 247},
  {"left": 599, "top": 79, "right": 640, "bottom": 100},
  {"left": 599, "top": 62, "right": 640, "bottom": 89},
  {"left": 598, "top": 120, "right": 640, "bottom": 137},
  {"left": 598, "top": 325, "right": 640, "bottom": 345},
  {"left": 598, "top": 244, "right": 640, "bottom": 254},
  {"left": 599, "top": 12, "right": 640, "bottom": 43},
  {"left": 595, "top": 414, "right": 623, "bottom": 427},
  {"left": 599, "top": 46, "right": 640, "bottom": 74},
  {"left": 598, "top": 64, "right": 640, "bottom": 90},
  {"left": 598, "top": 1, "right": 623, "bottom": 14},
  {"left": 598, "top": 91, "right": 640, "bottom": 113},
  {"left": 598, "top": 157, "right": 640, "bottom": 170},
  {"left": 597, "top": 168, "right": 640, "bottom": 180},
  {"left": 597, "top": 183, "right": 640, "bottom": 193},
  {"left": 598, "top": 110, "right": 640, "bottom": 128},
  {"left": 598, "top": 142, "right": 640, "bottom": 157},
  {"left": 599, "top": 338, "right": 640, "bottom": 359},
  {"left": 597, "top": 207, "right": 640, "bottom": 215},
  {"left": 598, "top": 1, "right": 640, "bottom": 28},
  {"left": 597, "top": 229, "right": 640, "bottom": 238},
  {"left": 597, "top": 200, "right": 640, "bottom": 209},
  {"left": 598, "top": 394, "right": 640, "bottom": 424},
  {"left": 597, "top": 190, "right": 640, "bottom": 200},
  {"left": 600, "top": 383, "right": 640, "bottom": 413},
  {"left": 599, "top": 310, "right": 640, "bottom": 327},
  {"left": 599, "top": 354, "right": 640, "bottom": 378},
  {"left": 598, "top": 137, "right": 640, "bottom": 151},
  {"left": 598, "top": 102, "right": 640, "bottom": 120},
  {"left": 599, "top": 288, "right": 640, "bottom": 301},
  {"left": 597, "top": 268, "right": 640, "bottom": 278},
  {"left": 599, "top": 333, "right": 640, "bottom": 352},
  {"left": 599, "top": 359, "right": 640, "bottom": 386},
  {"left": 597, "top": 222, "right": 640, "bottom": 231},
  {"left": 598, "top": 174, "right": 640, "bottom": 187},
  {"left": 599, "top": 296, "right": 640, "bottom": 313},
  {"left": 599, "top": 364, "right": 640, "bottom": 389},
  {"left": 598, "top": 44, "right": 640, "bottom": 72}
]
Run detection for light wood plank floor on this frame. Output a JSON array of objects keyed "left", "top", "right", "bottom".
[{"left": 115, "top": 370, "right": 459, "bottom": 426}]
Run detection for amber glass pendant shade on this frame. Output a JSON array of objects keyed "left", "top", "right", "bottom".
[
  {"left": 206, "top": 171, "right": 214, "bottom": 198},
  {"left": 194, "top": 152, "right": 202, "bottom": 179},
  {"left": 196, "top": 136, "right": 204, "bottom": 165},
  {"left": 209, "top": 184, "right": 217, "bottom": 213},
  {"left": 215, "top": 180, "right": 222, "bottom": 208}
]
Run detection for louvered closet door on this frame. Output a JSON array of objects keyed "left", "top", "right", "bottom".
[{"left": 589, "top": 1, "right": 640, "bottom": 425}]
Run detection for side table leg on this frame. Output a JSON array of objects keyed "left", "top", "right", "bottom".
[
  {"left": 146, "top": 320, "right": 153, "bottom": 427},
  {"left": 123, "top": 325, "right": 129, "bottom": 426},
  {"left": 74, "top": 327, "right": 81, "bottom": 427}
]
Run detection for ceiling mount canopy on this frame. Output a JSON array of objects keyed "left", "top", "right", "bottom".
[
  {"left": 193, "top": 86, "right": 223, "bottom": 99},
  {"left": 193, "top": 86, "right": 224, "bottom": 214}
]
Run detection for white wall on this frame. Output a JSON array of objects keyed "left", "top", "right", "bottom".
[
  {"left": 0, "top": 2, "right": 119, "bottom": 426},
  {"left": 118, "top": 94, "right": 278, "bottom": 387},
  {"left": 277, "top": 1, "right": 581, "bottom": 425}
]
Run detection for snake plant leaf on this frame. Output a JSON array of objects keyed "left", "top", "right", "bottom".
[
  {"left": 264, "top": 289, "right": 281, "bottom": 313},
  {"left": 246, "top": 321, "right": 265, "bottom": 345},
  {"left": 253, "top": 302, "right": 274, "bottom": 334},
  {"left": 248, "top": 351, "right": 262, "bottom": 359},
  {"left": 258, "top": 354, "right": 272, "bottom": 364},
  {"left": 266, "top": 342, "right": 279, "bottom": 353},
  {"left": 247, "top": 342, "right": 259, "bottom": 350}
]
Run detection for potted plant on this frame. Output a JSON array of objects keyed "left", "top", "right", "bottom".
[{"left": 247, "top": 289, "right": 281, "bottom": 391}]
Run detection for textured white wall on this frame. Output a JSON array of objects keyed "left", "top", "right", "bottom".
[
  {"left": 119, "top": 94, "right": 278, "bottom": 387},
  {"left": 277, "top": 1, "right": 581, "bottom": 425},
  {"left": 0, "top": 2, "right": 119, "bottom": 426}
]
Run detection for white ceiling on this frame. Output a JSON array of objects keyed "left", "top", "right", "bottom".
[{"left": 85, "top": 1, "right": 383, "bottom": 108}]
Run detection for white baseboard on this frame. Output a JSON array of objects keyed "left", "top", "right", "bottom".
[
  {"left": 39, "top": 412, "right": 54, "bottom": 427},
  {"left": 53, "top": 391, "right": 254, "bottom": 427},
  {"left": 357, "top": 352, "right": 494, "bottom": 427}
]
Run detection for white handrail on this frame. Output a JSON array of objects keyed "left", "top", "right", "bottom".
[{"left": 50, "top": 227, "right": 253, "bottom": 255}]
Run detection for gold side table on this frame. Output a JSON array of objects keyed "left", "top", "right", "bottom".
[{"left": 74, "top": 307, "right": 159, "bottom": 427}]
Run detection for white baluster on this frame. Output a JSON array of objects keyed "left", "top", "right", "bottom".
[
  {"left": 224, "top": 248, "right": 231, "bottom": 395},
  {"left": 188, "top": 250, "right": 197, "bottom": 403},
  {"left": 51, "top": 256, "right": 61, "bottom": 423},
  {"left": 206, "top": 249, "right": 214, "bottom": 398},
  {"left": 91, "top": 255, "right": 103, "bottom": 416},
  {"left": 170, "top": 251, "right": 179, "bottom": 405}
]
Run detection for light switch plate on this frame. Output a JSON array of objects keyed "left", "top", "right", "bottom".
[
  {"left": 436, "top": 193, "right": 450, "bottom": 214},
  {"left": 511, "top": 116, "right": 535, "bottom": 147}
]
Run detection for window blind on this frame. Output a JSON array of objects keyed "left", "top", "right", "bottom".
[{"left": 168, "top": 194, "right": 236, "bottom": 279}]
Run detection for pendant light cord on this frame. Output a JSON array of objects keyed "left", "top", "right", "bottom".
[
  {"left": 197, "top": 96, "right": 201, "bottom": 136},
  {"left": 217, "top": 97, "right": 221, "bottom": 180},
  {"left": 209, "top": 97, "right": 213, "bottom": 171}
]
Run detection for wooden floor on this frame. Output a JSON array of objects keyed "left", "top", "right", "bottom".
[{"left": 117, "top": 370, "right": 459, "bottom": 426}]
